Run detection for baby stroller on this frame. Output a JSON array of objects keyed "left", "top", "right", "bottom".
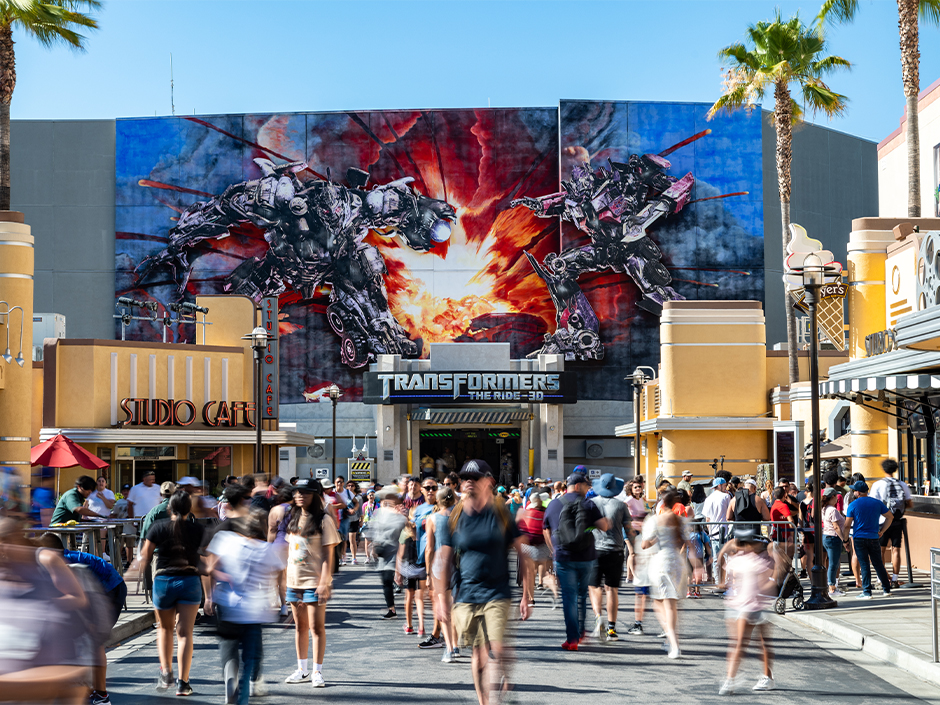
[{"left": 773, "top": 554, "right": 805, "bottom": 614}]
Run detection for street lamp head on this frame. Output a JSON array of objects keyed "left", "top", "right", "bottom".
[
  {"left": 802, "top": 252, "right": 825, "bottom": 288},
  {"left": 242, "top": 326, "right": 269, "bottom": 350},
  {"left": 327, "top": 383, "right": 342, "bottom": 401},
  {"left": 631, "top": 367, "right": 649, "bottom": 386}
]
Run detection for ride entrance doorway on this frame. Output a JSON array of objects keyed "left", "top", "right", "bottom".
[{"left": 418, "top": 428, "right": 521, "bottom": 486}]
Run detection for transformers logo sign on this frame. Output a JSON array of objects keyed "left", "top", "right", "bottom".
[{"left": 362, "top": 371, "right": 577, "bottom": 405}]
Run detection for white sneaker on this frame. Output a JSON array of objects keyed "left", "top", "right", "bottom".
[
  {"left": 667, "top": 646, "right": 680, "bottom": 659},
  {"left": 829, "top": 588, "right": 846, "bottom": 597},
  {"left": 284, "top": 668, "right": 310, "bottom": 684},
  {"left": 311, "top": 672, "right": 325, "bottom": 688},
  {"left": 855, "top": 593, "right": 873, "bottom": 600},
  {"left": 719, "top": 678, "right": 735, "bottom": 695},
  {"left": 441, "top": 650, "right": 455, "bottom": 663},
  {"left": 249, "top": 679, "right": 268, "bottom": 696},
  {"left": 590, "top": 616, "right": 602, "bottom": 638},
  {"left": 753, "top": 675, "right": 775, "bottom": 691}
]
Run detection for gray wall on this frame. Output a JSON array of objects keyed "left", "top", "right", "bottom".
[
  {"left": 11, "top": 120, "right": 116, "bottom": 340},
  {"left": 762, "top": 112, "right": 878, "bottom": 347}
]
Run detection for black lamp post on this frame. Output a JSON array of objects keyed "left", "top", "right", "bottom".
[
  {"left": 798, "top": 252, "right": 838, "bottom": 611},
  {"left": 629, "top": 366, "right": 656, "bottom": 477},
  {"left": 243, "top": 326, "right": 269, "bottom": 475},
  {"left": 328, "top": 383, "right": 342, "bottom": 481}
]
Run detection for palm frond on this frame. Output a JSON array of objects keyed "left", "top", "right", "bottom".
[
  {"left": 816, "top": 0, "right": 859, "bottom": 26},
  {"left": 801, "top": 79, "right": 849, "bottom": 118},
  {"left": 2, "top": 1, "right": 98, "bottom": 49},
  {"left": 812, "top": 54, "right": 852, "bottom": 76},
  {"left": 920, "top": 0, "right": 940, "bottom": 26}
]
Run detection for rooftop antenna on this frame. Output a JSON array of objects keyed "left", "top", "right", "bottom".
[{"left": 170, "top": 53, "right": 175, "bottom": 116}]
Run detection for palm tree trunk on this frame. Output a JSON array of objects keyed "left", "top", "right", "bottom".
[
  {"left": 0, "top": 23, "right": 15, "bottom": 212},
  {"left": 898, "top": 0, "right": 920, "bottom": 218},
  {"left": 775, "top": 82, "right": 799, "bottom": 384}
]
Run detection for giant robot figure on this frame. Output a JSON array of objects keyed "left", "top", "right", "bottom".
[
  {"left": 136, "top": 159, "right": 456, "bottom": 368},
  {"left": 511, "top": 134, "right": 707, "bottom": 361}
]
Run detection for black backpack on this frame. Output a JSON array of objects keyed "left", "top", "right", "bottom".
[
  {"left": 556, "top": 498, "right": 593, "bottom": 554},
  {"left": 734, "top": 489, "right": 762, "bottom": 523}
]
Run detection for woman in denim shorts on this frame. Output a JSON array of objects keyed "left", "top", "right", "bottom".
[
  {"left": 139, "top": 491, "right": 205, "bottom": 696},
  {"left": 283, "top": 479, "right": 340, "bottom": 688}
]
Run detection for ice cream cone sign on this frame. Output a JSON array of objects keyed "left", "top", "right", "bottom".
[{"left": 783, "top": 223, "right": 843, "bottom": 290}]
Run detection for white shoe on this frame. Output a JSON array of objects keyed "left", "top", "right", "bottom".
[
  {"left": 829, "top": 588, "right": 846, "bottom": 597},
  {"left": 753, "top": 675, "right": 775, "bottom": 691},
  {"left": 441, "top": 650, "right": 455, "bottom": 663},
  {"left": 667, "top": 646, "right": 680, "bottom": 659},
  {"left": 249, "top": 679, "right": 267, "bottom": 697},
  {"left": 855, "top": 592, "right": 873, "bottom": 600},
  {"left": 719, "top": 678, "right": 735, "bottom": 695},
  {"left": 590, "top": 616, "right": 602, "bottom": 638},
  {"left": 284, "top": 669, "right": 310, "bottom": 684},
  {"left": 311, "top": 672, "right": 325, "bottom": 688}
]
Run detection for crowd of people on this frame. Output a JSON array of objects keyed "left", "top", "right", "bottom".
[{"left": 0, "top": 455, "right": 916, "bottom": 703}]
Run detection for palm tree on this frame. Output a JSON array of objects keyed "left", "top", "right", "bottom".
[
  {"left": 0, "top": 1, "right": 99, "bottom": 210},
  {"left": 818, "top": 0, "right": 940, "bottom": 218},
  {"left": 708, "top": 12, "right": 850, "bottom": 385}
]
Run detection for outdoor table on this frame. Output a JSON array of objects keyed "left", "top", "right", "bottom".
[{"left": 26, "top": 522, "right": 126, "bottom": 574}]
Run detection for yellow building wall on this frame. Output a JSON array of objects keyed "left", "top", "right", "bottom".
[{"left": 660, "top": 430, "right": 768, "bottom": 484}]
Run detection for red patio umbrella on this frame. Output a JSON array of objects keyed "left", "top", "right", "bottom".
[
  {"left": 31, "top": 434, "right": 109, "bottom": 495},
  {"left": 31, "top": 434, "right": 109, "bottom": 470}
]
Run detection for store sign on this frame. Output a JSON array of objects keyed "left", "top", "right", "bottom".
[
  {"left": 820, "top": 283, "right": 846, "bottom": 299},
  {"left": 865, "top": 328, "right": 897, "bottom": 357},
  {"left": 362, "top": 371, "right": 577, "bottom": 405},
  {"left": 120, "top": 398, "right": 256, "bottom": 428},
  {"left": 261, "top": 296, "right": 279, "bottom": 420}
]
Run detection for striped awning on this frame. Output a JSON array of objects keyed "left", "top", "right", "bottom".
[
  {"left": 821, "top": 374, "right": 940, "bottom": 397},
  {"left": 412, "top": 408, "right": 533, "bottom": 425}
]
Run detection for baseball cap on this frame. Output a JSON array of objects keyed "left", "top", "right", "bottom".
[
  {"left": 682, "top": 470, "right": 693, "bottom": 477},
  {"left": 822, "top": 487, "right": 838, "bottom": 499},
  {"left": 566, "top": 472, "right": 588, "bottom": 486},
  {"left": 744, "top": 478, "right": 757, "bottom": 488},
  {"left": 459, "top": 459, "right": 492, "bottom": 480},
  {"left": 319, "top": 478, "right": 335, "bottom": 490},
  {"left": 160, "top": 481, "right": 176, "bottom": 496},
  {"left": 852, "top": 480, "right": 869, "bottom": 493},
  {"left": 177, "top": 476, "right": 202, "bottom": 487},
  {"left": 294, "top": 478, "right": 320, "bottom": 493},
  {"left": 712, "top": 477, "right": 727, "bottom": 487},
  {"left": 143, "top": 470, "right": 156, "bottom": 477},
  {"left": 376, "top": 485, "right": 400, "bottom": 501}
]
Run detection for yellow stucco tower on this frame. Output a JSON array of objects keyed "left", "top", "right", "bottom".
[{"left": 0, "top": 213, "right": 34, "bottom": 482}]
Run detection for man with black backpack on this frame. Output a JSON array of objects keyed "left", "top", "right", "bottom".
[
  {"left": 871, "top": 459, "right": 913, "bottom": 588},
  {"left": 726, "top": 478, "right": 770, "bottom": 531},
  {"left": 543, "top": 470, "right": 609, "bottom": 651}
]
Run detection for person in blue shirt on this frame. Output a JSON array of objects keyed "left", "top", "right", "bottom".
[
  {"left": 39, "top": 532, "right": 127, "bottom": 705},
  {"left": 843, "top": 481, "right": 894, "bottom": 599}
]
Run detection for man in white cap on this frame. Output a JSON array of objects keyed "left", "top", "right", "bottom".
[
  {"left": 677, "top": 470, "right": 693, "bottom": 494},
  {"left": 702, "top": 477, "right": 732, "bottom": 584}
]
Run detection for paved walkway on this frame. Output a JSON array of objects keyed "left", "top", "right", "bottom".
[
  {"left": 780, "top": 572, "right": 940, "bottom": 687},
  {"left": 107, "top": 564, "right": 154, "bottom": 648}
]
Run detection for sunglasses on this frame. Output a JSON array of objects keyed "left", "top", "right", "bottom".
[{"left": 423, "top": 485, "right": 438, "bottom": 491}]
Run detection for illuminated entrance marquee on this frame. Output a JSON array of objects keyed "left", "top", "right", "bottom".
[{"left": 120, "top": 398, "right": 256, "bottom": 428}]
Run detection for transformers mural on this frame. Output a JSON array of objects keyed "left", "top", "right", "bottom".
[
  {"left": 115, "top": 102, "right": 764, "bottom": 402},
  {"left": 136, "top": 159, "right": 456, "bottom": 367}
]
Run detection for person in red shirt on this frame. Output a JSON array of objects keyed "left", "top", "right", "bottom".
[
  {"left": 770, "top": 487, "right": 798, "bottom": 556},
  {"left": 517, "top": 492, "right": 557, "bottom": 605}
]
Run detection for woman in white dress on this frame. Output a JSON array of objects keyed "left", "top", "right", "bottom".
[{"left": 642, "top": 490, "right": 689, "bottom": 659}]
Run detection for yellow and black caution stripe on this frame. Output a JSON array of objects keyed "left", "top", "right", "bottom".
[{"left": 349, "top": 461, "right": 373, "bottom": 470}]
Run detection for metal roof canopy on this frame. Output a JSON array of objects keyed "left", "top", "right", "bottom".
[
  {"left": 821, "top": 374, "right": 940, "bottom": 396},
  {"left": 412, "top": 408, "right": 533, "bottom": 425}
]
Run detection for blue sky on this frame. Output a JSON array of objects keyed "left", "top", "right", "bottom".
[{"left": 11, "top": 0, "right": 939, "bottom": 143}]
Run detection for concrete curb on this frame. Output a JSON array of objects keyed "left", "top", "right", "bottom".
[
  {"left": 784, "top": 610, "right": 940, "bottom": 688},
  {"left": 105, "top": 612, "right": 154, "bottom": 649}
]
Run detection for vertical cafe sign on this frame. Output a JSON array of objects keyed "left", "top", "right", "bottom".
[{"left": 261, "top": 297, "right": 279, "bottom": 419}]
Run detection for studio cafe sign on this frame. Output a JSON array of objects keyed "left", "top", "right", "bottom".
[{"left": 120, "top": 398, "right": 256, "bottom": 428}]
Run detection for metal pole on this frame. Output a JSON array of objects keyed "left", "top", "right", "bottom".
[
  {"left": 255, "top": 347, "right": 263, "bottom": 475},
  {"left": 805, "top": 293, "right": 836, "bottom": 609},
  {"left": 331, "top": 396, "right": 337, "bottom": 482},
  {"left": 634, "top": 380, "right": 641, "bottom": 477},
  {"left": 900, "top": 520, "right": 918, "bottom": 588}
]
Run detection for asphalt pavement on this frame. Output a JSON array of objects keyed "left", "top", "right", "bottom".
[{"left": 105, "top": 564, "right": 940, "bottom": 704}]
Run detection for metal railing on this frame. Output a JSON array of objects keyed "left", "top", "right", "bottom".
[{"left": 931, "top": 547, "right": 940, "bottom": 662}]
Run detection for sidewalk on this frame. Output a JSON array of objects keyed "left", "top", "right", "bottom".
[
  {"left": 779, "top": 572, "right": 940, "bottom": 687},
  {"left": 107, "top": 565, "right": 155, "bottom": 648}
]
